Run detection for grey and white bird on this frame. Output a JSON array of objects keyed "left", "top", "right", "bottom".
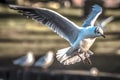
[
  {"left": 34, "top": 51, "right": 54, "bottom": 69},
  {"left": 9, "top": 4, "right": 113, "bottom": 65},
  {"left": 13, "top": 51, "right": 35, "bottom": 66}
]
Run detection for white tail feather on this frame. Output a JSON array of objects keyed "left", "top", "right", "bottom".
[
  {"left": 56, "top": 47, "right": 94, "bottom": 65},
  {"left": 63, "top": 52, "right": 93, "bottom": 65},
  {"left": 56, "top": 47, "right": 71, "bottom": 63}
]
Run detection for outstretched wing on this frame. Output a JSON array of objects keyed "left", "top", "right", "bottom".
[
  {"left": 99, "top": 16, "right": 114, "bottom": 29},
  {"left": 82, "top": 4, "right": 102, "bottom": 27},
  {"left": 9, "top": 5, "right": 81, "bottom": 45}
]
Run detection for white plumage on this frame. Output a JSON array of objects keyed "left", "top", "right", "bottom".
[
  {"left": 13, "top": 51, "right": 35, "bottom": 66},
  {"left": 34, "top": 51, "right": 54, "bottom": 69}
]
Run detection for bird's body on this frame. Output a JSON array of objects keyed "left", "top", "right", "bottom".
[
  {"left": 13, "top": 52, "right": 35, "bottom": 66},
  {"left": 81, "top": 38, "right": 96, "bottom": 51},
  {"left": 34, "top": 51, "right": 54, "bottom": 69},
  {"left": 76, "top": 27, "right": 96, "bottom": 49},
  {"left": 9, "top": 4, "right": 113, "bottom": 65},
  {"left": 56, "top": 26, "right": 97, "bottom": 64}
]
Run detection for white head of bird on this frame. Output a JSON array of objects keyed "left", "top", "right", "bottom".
[
  {"left": 94, "top": 26, "right": 105, "bottom": 38},
  {"left": 84, "top": 26, "right": 105, "bottom": 39},
  {"left": 47, "top": 51, "right": 54, "bottom": 58},
  {"left": 27, "top": 51, "right": 34, "bottom": 61},
  {"left": 92, "top": 16, "right": 114, "bottom": 39}
]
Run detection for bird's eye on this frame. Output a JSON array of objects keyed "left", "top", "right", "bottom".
[
  {"left": 97, "top": 31, "right": 100, "bottom": 34},
  {"left": 94, "top": 29, "right": 100, "bottom": 34},
  {"left": 94, "top": 27, "right": 99, "bottom": 34}
]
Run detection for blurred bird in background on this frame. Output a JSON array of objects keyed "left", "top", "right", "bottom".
[
  {"left": 13, "top": 51, "right": 35, "bottom": 67},
  {"left": 13, "top": 51, "right": 35, "bottom": 80},
  {"left": 9, "top": 4, "right": 113, "bottom": 65},
  {"left": 34, "top": 51, "right": 54, "bottom": 70}
]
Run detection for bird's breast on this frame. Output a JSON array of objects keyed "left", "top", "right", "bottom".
[{"left": 80, "top": 38, "right": 95, "bottom": 51}]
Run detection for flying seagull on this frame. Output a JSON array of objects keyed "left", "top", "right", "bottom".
[
  {"left": 9, "top": 4, "right": 113, "bottom": 65},
  {"left": 34, "top": 51, "right": 54, "bottom": 69},
  {"left": 13, "top": 51, "right": 35, "bottom": 66}
]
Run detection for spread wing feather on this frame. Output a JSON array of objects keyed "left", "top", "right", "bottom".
[
  {"left": 82, "top": 5, "right": 102, "bottom": 27},
  {"left": 9, "top": 5, "right": 81, "bottom": 45}
]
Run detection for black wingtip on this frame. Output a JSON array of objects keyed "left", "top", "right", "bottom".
[
  {"left": 9, "top": 4, "right": 33, "bottom": 10},
  {"left": 9, "top": 4, "right": 18, "bottom": 9},
  {"left": 9, "top": 4, "right": 26, "bottom": 9}
]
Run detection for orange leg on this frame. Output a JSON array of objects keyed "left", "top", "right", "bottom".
[
  {"left": 77, "top": 49, "right": 85, "bottom": 64},
  {"left": 77, "top": 53, "right": 85, "bottom": 64},
  {"left": 84, "top": 52, "right": 92, "bottom": 65}
]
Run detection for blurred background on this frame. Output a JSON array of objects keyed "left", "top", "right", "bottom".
[{"left": 0, "top": 0, "right": 120, "bottom": 80}]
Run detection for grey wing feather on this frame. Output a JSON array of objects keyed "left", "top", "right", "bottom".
[
  {"left": 35, "top": 56, "right": 46, "bottom": 66},
  {"left": 9, "top": 5, "right": 81, "bottom": 45},
  {"left": 13, "top": 56, "right": 26, "bottom": 65},
  {"left": 82, "top": 4, "right": 102, "bottom": 27},
  {"left": 100, "top": 16, "right": 114, "bottom": 28}
]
